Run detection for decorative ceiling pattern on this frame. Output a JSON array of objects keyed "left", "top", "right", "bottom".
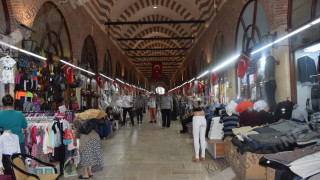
[{"left": 84, "top": 0, "right": 220, "bottom": 80}]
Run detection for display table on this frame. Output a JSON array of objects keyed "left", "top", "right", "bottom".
[
  {"left": 206, "top": 138, "right": 225, "bottom": 159},
  {"left": 224, "top": 137, "right": 267, "bottom": 180}
]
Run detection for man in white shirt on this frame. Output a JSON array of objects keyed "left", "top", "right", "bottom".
[
  {"left": 148, "top": 93, "right": 157, "bottom": 123},
  {"left": 122, "top": 90, "right": 134, "bottom": 126}
]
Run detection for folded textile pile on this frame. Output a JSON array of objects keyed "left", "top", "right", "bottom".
[
  {"left": 260, "top": 145, "right": 320, "bottom": 179},
  {"left": 208, "top": 117, "right": 224, "bottom": 140}
]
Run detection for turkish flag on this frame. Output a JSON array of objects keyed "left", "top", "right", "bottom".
[
  {"left": 122, "top": 85, "right": 127, "bottom": 91},
  {"left": 211, "top": 72, "right": 219, "bottom": 85},
  {"left": 237, "top": 53, "right": 250, "bottom": 79},
  {"left": 61, "top": 62, "right": 74, "bottom": 84},
  {"left": 198, "top": 82, "right": 204, "bottom": 94},
  {"left": 177, "top": 89, "right": 181, "bottom": 95},
  {"left": 152, "top": 62, "right": 162, "bottom": 79},
  {"left": 94, "top": 74, "right": 103, "bottom": 88}
]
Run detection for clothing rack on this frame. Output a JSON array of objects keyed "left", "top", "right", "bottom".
[
  {"left": 24, "top": 112, "right": 69, "bottom": 175},
  {"left": 310, "top": 74, "right": 320, "bottom": 78}
]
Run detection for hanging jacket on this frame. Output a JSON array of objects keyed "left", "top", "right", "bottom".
[{"left": 297, "top": 56, "right": 317, "bottom": 85}]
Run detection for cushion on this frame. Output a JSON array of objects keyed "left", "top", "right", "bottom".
[{"left": 25, "top": 174, "right": 59, "bottom": 180}]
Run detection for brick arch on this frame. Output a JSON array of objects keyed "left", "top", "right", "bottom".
[{"left": 122, "top": 15, "right": 190, "bottom": 38}]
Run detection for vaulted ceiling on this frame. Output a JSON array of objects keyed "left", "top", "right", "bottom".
[{"left": 85, "top": 0, "right": 218, "bottom": 81}]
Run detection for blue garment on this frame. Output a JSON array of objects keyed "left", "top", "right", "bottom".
[{"left": 210, "top": 102, "right": 221, "bottom": 111}]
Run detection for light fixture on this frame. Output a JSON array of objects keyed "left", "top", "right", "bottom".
[
  {"left": 212, "top": 54, "right": 240, "bottom": 72},
  {"left": 304, "top": 43, "right": 320, "bottom": 52},
  {"left": 153, "top": 6, "right": 157, "bottom": 8},
  {"left": 0, "top": 40, "right": 46, "bottom": 60},
  {"left": 22, "top": 38, "right": 38, "bottom": 52},
  {"left": 59, "top": 60, "right": 95, "bottom": 75},
  {"left": 197, "top": 71, "right": 209, "bottom": 79}
]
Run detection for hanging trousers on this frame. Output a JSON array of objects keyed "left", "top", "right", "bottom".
[{"left": 265, "top": 80, "right": 277, "bottom": 113}]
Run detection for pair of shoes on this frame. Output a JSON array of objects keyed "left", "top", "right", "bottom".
[
  {"left": 78, "top": 175, "right": 89, "bottom": 179},
  {"left": 180, "top": 130, "right": 187, "bottom": 134},
  {"left": 200, "top": 157, "right": 206, "bottom": 161},
  {"left": 149, "top": 121, "right": 153, "bottom": 123},
  {"left": 192, "top": 157, "right": 200, "bottom": 162}
]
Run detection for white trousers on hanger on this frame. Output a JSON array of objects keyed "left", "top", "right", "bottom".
[{"left": 193, "top": 116, "right": 207, "bottom": 158}]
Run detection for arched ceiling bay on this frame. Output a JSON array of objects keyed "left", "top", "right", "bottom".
[{"left": 89, "top": 0, "right": 216, "bottom": 82}]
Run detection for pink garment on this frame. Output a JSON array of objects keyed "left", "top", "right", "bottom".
[{"left": 31, "top": 144, "right": 38, "bottom": 167}]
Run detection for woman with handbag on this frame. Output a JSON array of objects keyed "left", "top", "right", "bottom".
[{"left": 73, "top": 114, "right": 104, "bottom": 179}]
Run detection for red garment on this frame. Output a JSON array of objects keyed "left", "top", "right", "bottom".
[
  {"left": 237, "top": 54, "right": 250, "bottom": 79},
  {"left": 211, "top": 73, "right": 219, "bottom": 84},
  {"left": 236, "top": 101, "right": 254, "bottom": 115},
  {"left": 198, "top": 82, "right": 204, "bottom": 94}
]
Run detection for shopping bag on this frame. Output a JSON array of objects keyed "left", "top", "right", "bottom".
[{"left": 64, "top": 157, "right": 78, "bottom": 177}]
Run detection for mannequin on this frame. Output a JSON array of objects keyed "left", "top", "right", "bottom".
[{"left": 264, "top": 52, "right": 277, "bottom": 113}]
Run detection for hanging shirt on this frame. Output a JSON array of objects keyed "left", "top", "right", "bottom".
[
  {"left": 0, "top": 56, "right": 16, "bottom": 84},
  {"left": 0, "top": 132, "right": 20, "bottom": 168}
]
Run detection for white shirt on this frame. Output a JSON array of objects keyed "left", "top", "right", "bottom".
[
  {"left": 148, "top": 97, "right": 156, "bottom": 108},
  {"left": 0, "top": 132, "right": 20, "bottom": 168},
  {"left": 122, "top": 95, "right": 133, "bottom": 108},
  {"left": 0, "top": 56, "right": 16, "bottom": 84}
]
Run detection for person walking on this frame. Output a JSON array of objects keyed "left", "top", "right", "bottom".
[
  {"left": 135, "top": 92, "right": 145, "bottom": 125},
  {"left": 122, "top": 90, "right": 134, "bottom": 126},
  {"left": 160, "top": 91, "right": 173, "bottom": 128},
  {"left": 148, "top": 93, "right": 157, "bottom": 123}
]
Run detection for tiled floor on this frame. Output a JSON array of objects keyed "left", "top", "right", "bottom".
[{"left": 62, "top": 113, "right": 238, "bottom": 180}]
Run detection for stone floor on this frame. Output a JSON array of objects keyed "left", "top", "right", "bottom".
[{"left": 62, "top": 112, "right": 238, "bottom": 180}]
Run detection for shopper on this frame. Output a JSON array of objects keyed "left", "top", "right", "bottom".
[
  {"left": 192, "top": 101, "right": 206, "bottom": 162},
  {"left": 160, "top": 91, "right": 173, "bottom": 128},
  {"left": 74, "top": 119, "right": 104, "bottom": 179},
  {"left": 135, "top": 92, "right": 145, "bottom": 125},
  {"left": 148, "top": 93, "right": 157, "bottom": 123},
  {"left": 122, "top": 90, "right": 134, "bottom": 126},
  {"left": 0, "top": 94, "right": 27, "bottom": 155}
]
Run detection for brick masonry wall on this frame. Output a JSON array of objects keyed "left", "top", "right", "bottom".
[
  {"left": 5, "top": 0, "right": 147, "bottom": 85},
  {"left": 172, "top": 0, "right": 289, "bottom": 93}
]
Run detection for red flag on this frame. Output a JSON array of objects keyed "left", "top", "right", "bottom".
[
  {"left": 122, "top": 85, "right": 127, "bottom": 91},
  {"left": 237, "top": 53, "right": 250, "bottom": 79},
  {"left": 152, "top": 62, "right": 162, "bottom": 79},
  {"left": 94, "top": 74, "right": 103, "bottom": 88},
  {"left": 113, "top": 78, "right": 117, "bottom": 89},
  {"left": 61, "top": 62, "right": 74, "bottom": 84},
  {"left": 198, "top": 82, "right": 204, "bottom": 94},
  {"left": 177, "top": 89, "right": 181, "bottom": 95},
  {"left": 191, "top": 81, "right": 194, "bottom": 88},
  {"left": 211, "top": 72, "right": 219, "bottom": 85}
]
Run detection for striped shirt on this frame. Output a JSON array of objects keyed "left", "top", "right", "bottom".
[{"left": 220, "top": 113, "right": 239, "bottom": 137}]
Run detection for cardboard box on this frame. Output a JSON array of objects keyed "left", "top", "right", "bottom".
[
  {"left": 266, "top": 167, "right": 276, "bottom": 180},
  {"left": 206, "top": 138, "right": 225, "bottom": 159},
  {"left": 34, "top": 162, "right": 60, "bottom": 175}
]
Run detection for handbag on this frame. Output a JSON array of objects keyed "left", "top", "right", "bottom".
[
  {"left": 71, "top": 102, "right": 79, "bottom": 110},
  {"left": 64, "top": 129, "right": 73, "bottom": 140},
  {"left": 79, "top": 118, "right": 99, "bottom": 135}
]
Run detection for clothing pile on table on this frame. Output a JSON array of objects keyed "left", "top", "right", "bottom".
[{"left": 208, "top": 117, "right": 224, "bottom": 140}]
